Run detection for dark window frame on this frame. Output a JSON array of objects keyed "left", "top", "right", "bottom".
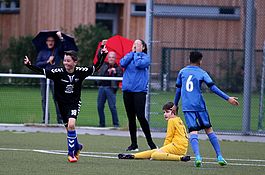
[
  {"left": 131, "top": 3, "right": 240, "bottom": 20},
  {"left": 0, "top": 0, "right": 20, "bottom": 14}
]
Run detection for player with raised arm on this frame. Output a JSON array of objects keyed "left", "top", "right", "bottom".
[
  {"left": 24, "top": 44, "right": 108, "bottom": 163},
  {"left": 118, "top": 102, "right": 190, "bottom": 162},
  {"left": 172, "top": 51, "right": 239, "bottom": 167}
]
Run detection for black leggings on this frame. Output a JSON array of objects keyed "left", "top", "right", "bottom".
[{"left": 123, "top": 91, "right": 156, "bottom": 148}]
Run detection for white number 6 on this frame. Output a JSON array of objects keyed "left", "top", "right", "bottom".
[{"left": 186, "top": 75, "right": 193, "bottom": 92}]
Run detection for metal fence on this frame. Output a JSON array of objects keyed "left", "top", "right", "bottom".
[
  {"left": 147, "top": 0, "right": 265, "bottom": 135},
  {"left": 0, "top": 74, "right": 125, "bottom": 127},
  {"left": 1, "top": 0, "right": 265, "bottom": 135}
]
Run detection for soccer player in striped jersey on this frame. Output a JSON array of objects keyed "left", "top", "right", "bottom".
[
  {"left": 24, "top": 46, "right": 107, "bottom": 162},
  {"left": 172, "top": 51, "right": 239, "bottom": 167},
  {"left": 118, "top": 102, "right": 190, "bottom": 162}
]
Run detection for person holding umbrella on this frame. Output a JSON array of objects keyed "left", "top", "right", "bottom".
[
  {"left": 120, "top": 39, "right": 157, "bottom": 151},
  {"left": 33, "top": 30, "right": 77, "bottom": 124}
]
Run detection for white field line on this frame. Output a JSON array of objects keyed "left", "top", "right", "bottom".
[
  {"left": 196, "top": 157, "right": 265, "bottom": 162},
  {"left": 49, "top": 150, "right": 118, "bottom": 155},
  {"left": 203, "top": 161, "right": 265, "bottom": 167},
  {"left": 33, "top": 149, "right": 116, "bottom": 159},
  {"left": 1, "top": 148, "right": 265, "bottom": 167}
]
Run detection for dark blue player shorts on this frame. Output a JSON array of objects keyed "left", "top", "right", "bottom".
[{"left": 183, "top": 111, "right": 212, "bottom": 132}]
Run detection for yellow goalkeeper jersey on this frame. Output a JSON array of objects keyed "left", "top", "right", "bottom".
[{"left": 163, "top": 117, "right": 188, "bottom": 148}]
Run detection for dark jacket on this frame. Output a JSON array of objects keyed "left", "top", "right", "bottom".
[
  {"left": 36, "top": 48, "right": 61, "bottom": 70},
  {"left": 97, "top": 62, "right": 123, "bottom": 91},
  {"left": 35, "top": 39, "right": 71, "bottom": 70}
]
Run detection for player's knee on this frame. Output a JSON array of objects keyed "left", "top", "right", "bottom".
[
  {"left": 67, "top": 123, "right": 75, "bottom": 130},
  {"left": 205, "top": 127, "right": 213, "bottom": 134},
  {"left": 150, "top": 151, "right": 160, "bottom": 160}
]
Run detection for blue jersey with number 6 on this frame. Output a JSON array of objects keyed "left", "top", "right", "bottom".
[{"left": 176, "top": 65, "right": 214, "bottom": 111}]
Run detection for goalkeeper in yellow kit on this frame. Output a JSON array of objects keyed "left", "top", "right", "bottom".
[{"left": 118, "top": 102, "right": 190, "bottom": 161}]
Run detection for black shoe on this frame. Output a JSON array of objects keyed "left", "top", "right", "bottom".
[
  {"left": 98, "top": 124, "right": 105, "bottom": 127},
  {"left": 181, "top": 155, "right": 191, "bottom": 162},
  {"left": 118, "top": 154, "right": 135, "bottom": 159},
  {"left": 126, "top": 145, "right": 139, "bottom": 151},
  {"left": 148, "top": 142, "right": 157, "bottom": 150}
]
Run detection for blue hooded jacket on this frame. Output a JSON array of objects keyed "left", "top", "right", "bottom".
[{"left": 120, "top": 51, "right": 150, "bottom": 92}]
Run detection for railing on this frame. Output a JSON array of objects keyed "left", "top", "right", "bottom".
[{"left": 0, "top": 73, "right": 123, "bottom": 125}]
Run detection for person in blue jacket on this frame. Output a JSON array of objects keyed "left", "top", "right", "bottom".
[
  {"left": 120, "top": 39, "right": 157, "bottom": 151},
  {"left": 36, "top": 31, "right": 67, "bottom": 124}
]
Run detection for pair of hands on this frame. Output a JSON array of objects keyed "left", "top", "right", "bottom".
[
  {"left": 132, "top": 42, "right": 144, "bottom": 53},
  {"left": 108, "top": 68, "right": 116, "bottom": 74},
  {"left": 24, "top": 54, "right": 54, "bottom": 66}
]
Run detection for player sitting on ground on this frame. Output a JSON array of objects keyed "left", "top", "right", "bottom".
[
  {"left": 118, "top": 102, "right": 190, "bottom": 162},
  {"left": 172, "top": 51, "right": 239, "bottom": 167},
  {"left": 24, "top": 46, "right": 108, "bottom": 163}
]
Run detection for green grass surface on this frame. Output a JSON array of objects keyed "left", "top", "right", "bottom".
[
  {"left": 0, "top": 86, "right": 264, "bottom": 131},
  {"left": 0, "top": 131, "right": 265, "bottom": 175}
]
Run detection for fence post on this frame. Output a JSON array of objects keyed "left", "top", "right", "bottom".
[
  {"left": 44, "top": 78, "right": 50, "bottom": 125},
  {"left": 8, "top": 69, "right": 12, "bottom": 83},
  {"left": 145, "top": 0, "right": 153, "bottom": 122},
  {"left": 242, "top": 0, "right": 255, "bottom": 135},
  {"left": 258, "top": 41, "right": 265, "bottom": 131}
]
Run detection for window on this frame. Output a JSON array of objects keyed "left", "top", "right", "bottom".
[
  {"left": 153, "top": 5, "right": 240, "bottom": 20},
  {"left": 0, "top": 0, "right": 20, "bottom": 14},
  {"left": 131, "top": 3, "right": 240, "bottom": 20},
  {"left": 96, "top": 3, "right": 121, "bottom": 35},
  {"left": 131, "top": 3, "right": 146, "bottom": 16}
]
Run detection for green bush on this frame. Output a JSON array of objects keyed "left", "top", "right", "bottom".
[
  {"left": 0, "top": 35, "right": 38, "bottom": 85},
  {"left": 73, "top": 23, "right": 112, "bottom": 65},
  {"left": 5, "top": 35, "right": 37, "bottom": 73}
]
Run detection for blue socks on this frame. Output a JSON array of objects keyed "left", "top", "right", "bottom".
[
  {"left": 190, "top": 134, "right": 200, "bottom": 157},
  {"left": 67, "top": 130, "right": 77, "bottom": 156},
  {"left": 190, "top": 132, "right": 222, "bottom": 159},
  {"left": 207, "top": 132, "right": 221, "bottom": 157}
]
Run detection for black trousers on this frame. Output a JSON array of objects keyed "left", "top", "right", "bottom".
[{"left": 123, "top": 91, "right": 156, "bottom": 149}]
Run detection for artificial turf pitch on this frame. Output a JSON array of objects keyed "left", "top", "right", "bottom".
[{"left": 0, "top": 131, "right": 265, "bottom": 175}]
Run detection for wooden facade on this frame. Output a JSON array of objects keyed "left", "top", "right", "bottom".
[
  {"left": 0, "top": 0, "right": 264, "bottom": 48},
  {"left": 0, "top": 0, "right": 265, "bottom": 75}
]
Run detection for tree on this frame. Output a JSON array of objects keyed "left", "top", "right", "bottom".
[
  {"left": 73, "top": 24, "right": 112, "bottom": 65},
  {"left": 5, "top": 35, "right": 37, "bottom": 73}
]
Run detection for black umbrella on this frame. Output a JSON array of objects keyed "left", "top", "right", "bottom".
[{"left": 32, "top": 30, "right": 78, "bottom": 52}]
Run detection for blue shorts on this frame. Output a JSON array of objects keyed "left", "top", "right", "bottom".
[{"left": 183, "top": 111, "right": 212, "bottom": 132}]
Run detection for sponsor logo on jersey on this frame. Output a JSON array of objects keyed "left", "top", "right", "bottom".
[{"left": 65, "top": 84, "right": 74, "bottom": 93}]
